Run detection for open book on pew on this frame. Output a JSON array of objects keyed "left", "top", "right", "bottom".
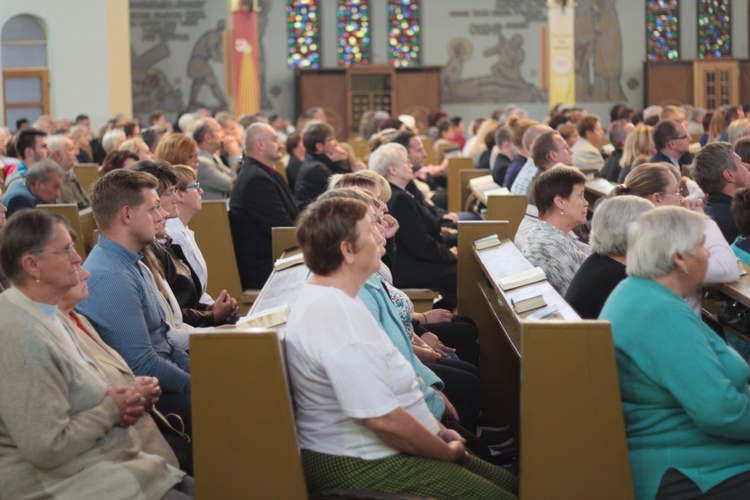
[
  {"left": 237, "top": 304, "right": 291, "bottom": 329},
  {"left": 469, "top": 175, "right": 509, "bottom": 204}
]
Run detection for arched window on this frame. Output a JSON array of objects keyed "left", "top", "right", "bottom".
[{"left": 1, "top": 14, "right": 49, "bottom": 130}]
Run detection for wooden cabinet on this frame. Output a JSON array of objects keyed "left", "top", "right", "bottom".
[{"left": 296, "top": 65, "right": 441, "bottom": 140}]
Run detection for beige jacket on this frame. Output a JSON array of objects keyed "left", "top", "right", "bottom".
[{"left": 0, "top": 287, "right": 184, "bottom": 499}]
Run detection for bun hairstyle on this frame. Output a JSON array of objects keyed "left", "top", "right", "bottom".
[
  {"left": 507, "top": 115, "right": 539, "bottom": 149},
  {"left": 614, "top": 163, "right": 673, "bottom": 199},
  {"left": 613, "top": 183, "right": 630, "bottom": 196}
]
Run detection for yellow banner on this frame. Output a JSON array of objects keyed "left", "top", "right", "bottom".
[{"left": 548, "top": 3, "right": 575, "bottom": 108}]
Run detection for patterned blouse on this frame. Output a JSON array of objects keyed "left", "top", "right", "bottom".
[
  {"left": 378, "top": 274, "right": 416, "bottom": 337},
  {"left": 522, "top": 221, "right": 590, "bottom": 295}
]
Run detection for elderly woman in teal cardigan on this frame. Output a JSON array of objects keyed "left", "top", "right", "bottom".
[{"left": 600, "top": 206, "right": 750, "bottom": 499}]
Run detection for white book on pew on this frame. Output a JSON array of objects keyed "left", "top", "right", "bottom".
[
  {"left": 274, "top": 252, "right": 305, "bottom": 271},
  {"left": 469, "top": 175, "right": 496, "bottom": 189},
  {"left": 497, "top": 266, "right": 547, "bottom": 291},
  {"left": 473, "top": 234, "right": 502, "bottom": 251},
  {"left": 484, "top": 187, "right": 510, "bottom": 197},
  {"left": 238, "top": 304, "right": 291, "bottom": 329},
  {"left": 511, "top": 288, "right": 546, "bottom": 313},
  {"left": 585, "top": 177, "right": 615, "bottom": 196}
]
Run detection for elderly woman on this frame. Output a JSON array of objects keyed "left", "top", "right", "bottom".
[
  {"left": 155, "top": 134, "right": 201, "bottom": 170},
  {"left": 565, "top": 196, "right": 654, "bottom": 319},
  {"left": 522, "top": 165, "right": 590, "bottom": 295},
  {"left": 0, "top": 210, "right": 190, "bottom": 499},
  {"left": 600, "top": 207, "right": 750, "bottom": 499},
  {"left": 369, "top": 142, "right": 458, "bottom": 309},
  {"left": 286, "top": 196, "right": 518, "bottom": 498},
  {"left": 614, "top": 163, "right": 739, "bottom": 313}
]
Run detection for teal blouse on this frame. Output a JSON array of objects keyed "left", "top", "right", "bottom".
[
  {"left": 358, "top": 274, "right": 446, "bottom": 420},
  {"left": 600, "top": 276, "right": 750, "bottom": 499}
]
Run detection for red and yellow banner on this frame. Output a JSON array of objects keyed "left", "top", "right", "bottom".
[{"left": 232, "top": 10, "right": 260, "bottom": 115}]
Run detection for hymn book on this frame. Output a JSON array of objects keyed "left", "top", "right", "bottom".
[
  {"left": 473, "top": 234, "right": 502, "bottom": 251},
  {"left": 511, "top": 288, "right": 546, "bottom": 313},
  {"left": 238, "top": 304, "right": 290, "bottom": 329},
  {"left": 497, "top": 267, "right": 547, "bottom": 291},
  {"left": 274, "top": 252, "right": 305, "bottom": 271}
]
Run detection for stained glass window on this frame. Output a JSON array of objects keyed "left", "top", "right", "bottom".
[
  {"left": 287, "top": 0, "right": 320, "bottom": 69},
  {"left": 337, "top": 0, "right": 370, "bottom": 67},
  {"left": 388, "top": 0, "right": 421, "bottom": 67},
  {"left": 645, "top": 0, "right": 679, "bottom": 62},
  {"left": 698, "top": 0, "right": 731, "bottom": 58}
]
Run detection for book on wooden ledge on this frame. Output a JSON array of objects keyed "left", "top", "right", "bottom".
[
  {"left": 497, "top": 266, "right": 546, "bottom": 291},
  {"left": 274, "top": 252, "right": 305, "bottom": 271},
  {"left": 468, "top": 175, "right": 496, "bottom": 189},
  {"left": 237, "top": 304, "right": 290, "bottom": 329},
  {"left": 511, "top": 288, "right": 546, "bottom": 313},
  {"left": 474, "top": 234, "right": 502, "bottom": 250}
]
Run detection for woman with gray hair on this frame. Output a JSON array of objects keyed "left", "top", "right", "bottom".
[
  {"left": 0, "top": 209, "right": 190, "bottom": 499},
  {"left": 600, "top": 206, "right": 750, "bottom": 499},
  {"left": 565, "top": 195, "right": 654, "bottom": 319},
  {"left": 370, "top": 142, "right": 458, "bottom": 309}
]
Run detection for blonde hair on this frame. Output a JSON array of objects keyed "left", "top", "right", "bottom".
[{"left": 620, "top": 124, "right": 654, "bottom": 170}]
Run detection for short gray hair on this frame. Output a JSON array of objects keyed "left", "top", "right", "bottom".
[
  {"left": 368, "top": 142, "right": 407, "bottom": 178},
  {"left": 102, "top": 128, "right": 126, "bottom": 153},
  {"left": 727, "top": 118, "right": 750, "bottom": 146},
  {"left": 692, "top": 142, "right": 735, "bottom": 194},
  {"left": 46, "top": 134, "right": 69, "bottom": 154},
  {"left": 590, "top": 196, "right": 654, "bottom": 255},
  {"left": 25, "top": 159, "right": 63, "bottom": 187},
  {"left": 626, "top": 206, "right": 706, "bottom": 279}
]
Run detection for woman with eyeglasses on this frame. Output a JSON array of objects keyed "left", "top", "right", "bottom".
[
  {"left": 166, "top": 165, "right": 225, "bottom": 311},
  {"left": 614, "top": 162, "right": 739, "bottom": 313},
  {"left": 0, "top": 209, "right": 191, "bottom": 499}
]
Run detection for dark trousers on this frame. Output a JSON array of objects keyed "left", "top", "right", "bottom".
[
  {"left": 427, "top": 358, "right": 482, "bottom": 434},
  {"left": 424, "top": 316, "right": 480, "bottom": 369},
  {"left": 156, "top": 393, "right": 192, "bottom": 438}
]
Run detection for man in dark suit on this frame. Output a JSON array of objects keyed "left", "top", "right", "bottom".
[
  {"left": 650, "top": 119, "right": 690, "bottom": 172},
  {"left": 229, "top": 123, "right": 299, "bottom": 289},
  {"left": 693, "top": 141, "right": 750, "bottom": 243},
  {"left": 293, "top": 122, "right": 350, "bottom": 211}
]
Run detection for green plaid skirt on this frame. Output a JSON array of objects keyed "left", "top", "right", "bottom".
[{"left": 301, "top": 449, "right": 518, "bottom": 499}]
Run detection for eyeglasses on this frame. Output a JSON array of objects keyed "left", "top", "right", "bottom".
[
  {"left": 185, "top": 182, "right": 201, "bottom": 190},
  {"left": 31, "top": 242, "right": 76, "bottom": 256},
  {"left": 674, "top": 135, "right": 690, "bottom": 141}
]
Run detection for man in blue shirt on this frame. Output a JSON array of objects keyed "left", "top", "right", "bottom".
[
  {"left": 76, "top": 169, "right": 193, "bottom": 435},
  {"left": 3, "top": 128, "right": 49, "bottom": 191}
]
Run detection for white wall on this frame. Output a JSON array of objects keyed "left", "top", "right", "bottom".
[{"left": 0, "top": 0, "right": 128, "bottom": 130}]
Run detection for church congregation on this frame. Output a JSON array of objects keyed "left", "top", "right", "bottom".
[{"left": 3, "top": 1, "right": 750, "bottom": 498}]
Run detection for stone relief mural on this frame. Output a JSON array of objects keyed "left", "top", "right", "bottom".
[
  {"left": 439, "top": 0, "right": 626, "bottom": 104},
  {"left": 130, "top": 0, "right": 273, "bottom": 120},
  {"left": 574, "top": 0, "right": 626, "bottom": 101}
]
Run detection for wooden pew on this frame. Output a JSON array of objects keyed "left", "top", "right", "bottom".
[
  {"left": 74, "top": 164, "right": 100, "bottom": 196},
  {"left": 189, "top": 200, "right": 257, "bottom": 314},
  {"left": 420, "top": 136, "right": 436, "bottom": 166},
  {"left": 272, "top": 226, "right": 299, "bottom": 262},
  {"left": 446, "top": 157, "right": 474, "bottom": 213},
  {"left": 37, "top": 204, "right": 97, "bottom": 258},
  {"left": 191, "top": 329, "right": 307, "bottom": 499},
  {"left": 485, "top": 195, "right": 528, "bottom": 240},
  {"left": 458, "top": 169, "right": 491, "bottom": 212},
  {"left": 271, "top": 225, "right": 438, "bottom": 313},
  {"left": 457, "top": 221, "right": 633, "bottom": 498}
]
